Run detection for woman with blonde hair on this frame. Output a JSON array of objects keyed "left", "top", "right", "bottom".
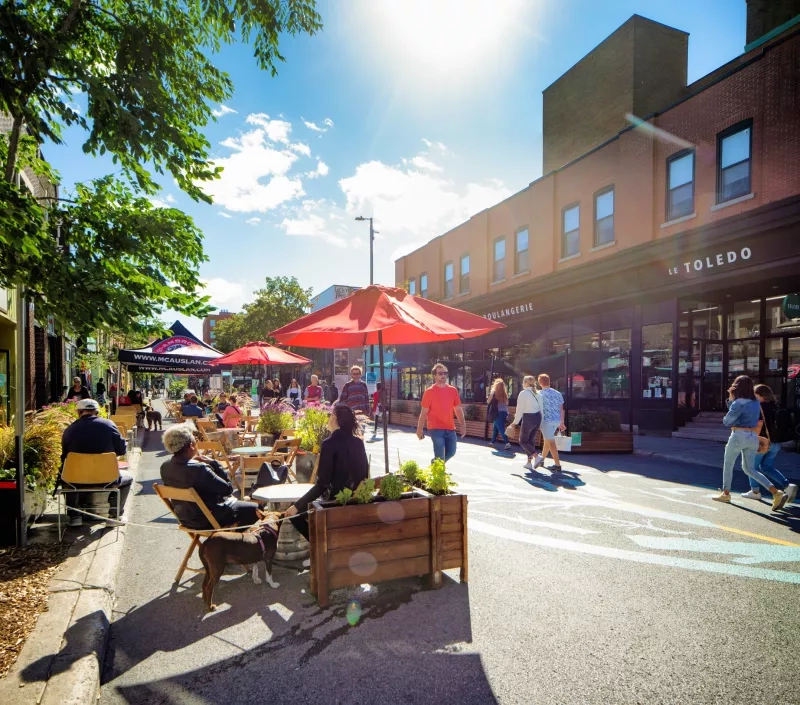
[
  {"left": 509, "top": 375, "right": 543, "bottom": 470},
  {"left": 487, "top": 378, "right": 512, "bottom": 450}
]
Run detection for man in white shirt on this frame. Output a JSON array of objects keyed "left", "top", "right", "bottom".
[{"left": 538, "top": 373, "right": 566, "bottom": 473}]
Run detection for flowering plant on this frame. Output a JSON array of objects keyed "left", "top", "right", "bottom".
[
  {"left": 256, "top": 399, "right": 296, "bottom": 436},
  {"left": 295, "top": 402, "right": 332, "bottom": 452}
]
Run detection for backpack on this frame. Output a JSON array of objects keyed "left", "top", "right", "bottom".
[{"left": 774, "top": 407, "right": 795, "bottom": 443}]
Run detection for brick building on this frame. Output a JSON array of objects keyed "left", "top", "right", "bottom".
[
  {"left": 201, "top": 311, "right": 233, "bottom": 346},
  {"left": 394, "top": 5, "right": 800, "bottom": 433}
]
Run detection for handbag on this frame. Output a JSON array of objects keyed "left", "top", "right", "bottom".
[
  {"left": 487, "top": 397, "right": 498, "bottom": 422},
  {"left": 757, "top": 406, "right": 771, "bottom": 454},
  {"left": 554, "top": 432, "right": 572, "bottom": 452},
  {"left": 249, "top": 460, "right": 289, "bottom": 494}
]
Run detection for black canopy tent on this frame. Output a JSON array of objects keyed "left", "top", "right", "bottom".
[{"left": 117, "top": 322, "right": 224, "bottom": 391}]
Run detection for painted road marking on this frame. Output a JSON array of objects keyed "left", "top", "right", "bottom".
[
  {"left": 469, "top": 509, "right": 599, "bottom": 535},
  {"left": 628, "top": 536, "right": 800, "bottom": 564},
  {"left": 714, "top": 525, "right": 800, "bottom": 547},
  {"left": 470, "top": 518, "right": 800, "bottom": 584}
]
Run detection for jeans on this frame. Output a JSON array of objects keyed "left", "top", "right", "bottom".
[
  {"left": 722, "top": 430, "right": 772, "bottom": 492},
  {"left": 491, "top": 411, "right": 509, "bottom": 444},
  {"left": 749, "top": 444, "right": 788, "bottom": 491},
  {"left": 429, "top": 429, "right": 457, "bottom": 463}
]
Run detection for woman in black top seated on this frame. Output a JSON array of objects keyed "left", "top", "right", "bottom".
[
  {"left": 160, "top": 424, "right": 259, "bottom": 530},
  {"left": 284, "top": 405, "right": 369, "bottom": 540}
]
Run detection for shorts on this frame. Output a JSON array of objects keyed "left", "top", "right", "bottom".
[{"left": 541, "top": 421, "right": 560, "bottom": 440}]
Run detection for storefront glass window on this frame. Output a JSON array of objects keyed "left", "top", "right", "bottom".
[
  {"left": 572, "top": 333, "right": 600, "bottom": 399},
  {"left": 688, "top": 303, "right": 722, "bottom": 340},
  {"left": 727, "top": 300, "right": 760, "bottom": 339},
  {"left": 642, "top": 323, "right": 673, "bottom": 400},
  {"left": 546, "top": 338, "right": 570, "bottom": 393},
  {"left": 727, "top": 341, "right": 760, "bottom": 387},
  {"left": 601, "top": 329, "right": 631, "bottom": 399},
  {"left": 767, "top": 296, "right": 800, "bottom": 335}
]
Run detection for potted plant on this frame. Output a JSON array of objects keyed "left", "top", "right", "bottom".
[
  {"left": 295, "top": 403, "right": 332, "bottom": 479},
  {"left": 256, "top": 399, "right": 295, "bottom": 446},
  {"left": 461, "top": 403, "right": 487, "bottom": 438},
  {"left": 309, "top": 459, "right": 467, "bottom": 607}
]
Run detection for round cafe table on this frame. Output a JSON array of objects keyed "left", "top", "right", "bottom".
[
  {"left": 231, "top": 446, "right": 273, "bottom": 456},
  {"left": 252, "top": 484, "right": 315, "bottom": 562}
]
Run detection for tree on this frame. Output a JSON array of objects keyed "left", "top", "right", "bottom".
[
  {"left": 213, "top": 276, "right": 312, "bottom": 352},
  {"left": 0, "top": 0, "right": 321, "bottom": 337}
]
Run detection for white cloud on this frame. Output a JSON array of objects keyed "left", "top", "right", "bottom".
[
  {"left": 306, "top": 160, "right": 330, "bottom": 179},
  {"left": 410, "top": 155, "right": 443, "bottom": 172},
  {"left": 323, "top": 118, "right": 335, "bottom": 129},
  {"left": 165, "top": 193, "right": 176, "bottom": 204},
  {"left": 290, "top": 142, "right": 311, "bottom": 157},
  {"left": 246, "top": 217, "right": 261, "bottom": 226},
  {"left": 212, "top": 104, "right": 237, "bottom": 118},
  {"left": 197, "top": 277, "right": 247, "bottom": 311},
  {"left": 218, "top": 211, "right": 232, "bottom": 218},
  {"left": 303, "top": 117, "right": 335, "bottom": 133},
  {"left": 203, "top": 121, "right": 305, "bottom": 212},
  {"left": 280, "top": 213, "right": 347, "bottom": 247},
  {"left": 421, "top": 138, "right": 449, "bottom": 154}
]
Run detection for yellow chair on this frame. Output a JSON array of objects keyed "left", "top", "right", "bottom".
[
  {"left": 196, "top": 440, "right": 232, "bottom": 471},
  {"left": 57, "top": 452, "right": 122, "bottom": 540},
  {"left": 238, "top": 455, "right": 273, "bottom": 496},
  {"left": 153, "top": 483, "right": 238, "bottom": 584}
]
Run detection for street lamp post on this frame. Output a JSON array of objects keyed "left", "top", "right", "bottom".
[{"left": 355, "top": 216, "right": 377, "bottom": 369}]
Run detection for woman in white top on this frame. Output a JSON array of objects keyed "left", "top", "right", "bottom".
[
  {"left": 509, "top": 375, "right": 543, "bottom": 470},
  {"left": 287, "top": 379, "right": 301, "bottom": 408}
]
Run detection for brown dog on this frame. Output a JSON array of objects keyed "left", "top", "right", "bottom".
[{"left": 198, "top": 510, "right": 282, "bottom": 611}]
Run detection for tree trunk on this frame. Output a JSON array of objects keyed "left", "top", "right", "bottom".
[{"left": 3, "top": 115, "right": 23, "bottom": 183}]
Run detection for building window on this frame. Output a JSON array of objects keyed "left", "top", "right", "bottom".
[
  {"left": 420, "top": 273, "right": 428, "bottom": 298},
  {"left": 642, "top": 323, "right": 673, "bottom": 400},
  {"left": 718, "top": 121, "right": 752, "bottom": 203},
  {"left": 594, "top": 188, "right": 614, "bottom": 246},
  {"left": 514, "top": 228, "right": 529, "bottom": 274},
  {"left": 460, "top": 254, "right": 470, "bottom": 293},
  {"left": 493, "top": 238, "right": 506, "bottom": 282},
  {"left": 210, "top": 319, "right": 216, "bottom": 327},
  {"left": 562, "top": 204, "right": 580, "bottom": 258},
  {"left": 443, "top": 261, "right": 454, "bottom": 299},
  {"left": 601, "top": 329, "right": 631, "bottom": 399},
  {"left": 408, "top": 278, "right": 416, "bottom": 295},
  {"left": 667, "top": 150, "right": 694, "bottom": 219}
]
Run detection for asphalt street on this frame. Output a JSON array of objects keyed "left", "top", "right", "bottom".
[{"left": 100, "top": 423, "right": 800, "bottom": 705}]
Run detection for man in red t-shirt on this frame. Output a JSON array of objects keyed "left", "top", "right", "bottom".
[{"left": 416, "top": 363, "right": 465, "bottom": 463}]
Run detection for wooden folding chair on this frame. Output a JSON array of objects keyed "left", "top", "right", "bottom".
[
  {"left": 278, "top": 429, "right": 296, "bottom": 440},
  {"left": 196, "top": 440, "right": 232, "bottom": 471},
  {"left": 153, "top": 483, "right": 238, "bottom": 584},
  {"left": 111, "top": 419, "right": 129, "bottom": 440},
  {"left": 237, "top": 455, "right": 273, "bottom": 497},
  {"left": 238, "top": 418, "right": 259, "bottom": 447},
  {"left": 57, "top": 452, "right": 123, "bottom": 540},
  {"left": 196, "top": 419, "right": 218, "bottom": 437},
  {"left": 263, "top": 438, "right": 302, "bottom": 482}
]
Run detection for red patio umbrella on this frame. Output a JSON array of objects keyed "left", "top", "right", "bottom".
[
  {"left": 270, "top": 285, "right": 505, "bottom": 471},
  {"left": 210, "top": 341, "right": 311, "bottom": 367}
]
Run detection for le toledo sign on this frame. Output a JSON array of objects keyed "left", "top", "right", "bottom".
[{"left": 667, "top": 246, "right": 752, "bottom": 277}]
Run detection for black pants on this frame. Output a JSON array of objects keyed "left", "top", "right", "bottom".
[
  {"left": 290, "top": 514, "right": 310, "bottom": 541},
  {"left": 520, "top": 412, "right": 542, "bottom": 460}
]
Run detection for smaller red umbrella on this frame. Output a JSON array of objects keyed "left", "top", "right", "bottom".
[{"left": 210, "top": 342, "right": 311, "bottom": 367}]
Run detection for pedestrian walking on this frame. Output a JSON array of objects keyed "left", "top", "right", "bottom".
[
  {"left": 713, "top": 375, "right": 786, "bottom": 509},
  {"left": 740, "top": 383, "right": 797, "bottom": 505},
  {"left": 537, "top": 374, "right": 566, "bottom": 473},
  {"left": 304, "top": 374, "right": 323, "bottom": 403},
  {"left": 509, "top": 376, "right": 543, "bottom": 469},
  {"left": 416, "top": 363, "right": 465, "bottom": 463},
  {"left": 326, "top": 379, "right": 339, "bottom": 404},
  {"left": 371, "top": 382, "right": 387, "bottom": 439},
  {"left": 287, "top": 379, "right": 301, "bottom": 409},
  {"left": 64, "top": 376, "right": 91, "bottom": 401},
  {"left": 338, "top": 366, "right": 370, "bottom": 414},
  {"left": 487, "top": 378, "right": 512, "bottom": 450}
]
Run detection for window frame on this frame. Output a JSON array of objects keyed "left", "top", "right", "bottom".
[
  {"left": 666, "top": 148, "right": 695, "bottom": 221},
  {"left": 561, "top": 203, "right": 580, "bottom": 259},
  {"left": 514, "top": 227, "right": 529, "bottom": 275},
  {"left": 716, "top": 119, "right": 753, "bottom": 204},
  {"left": 443, "top": 260, "right": 454, "bottom": 299},
  {"left": 492, "top": 236, "right": 506, "bottom": 283},
  {"left": 420, "top": 272, "right": 428, "bottom": 299},
  {"left": 593, "top": 186, "right": 615, "bottom": 247},
  {"left": 460, "top": 253, "right": 470, "bottom": 293}
]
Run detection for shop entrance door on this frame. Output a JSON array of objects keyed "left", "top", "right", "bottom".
[
  {"left": 788, "top": 337, "right": 800, "bottom": 413},
  {"left": 700, "top": 342, "right": 724, "bottom": 411}
]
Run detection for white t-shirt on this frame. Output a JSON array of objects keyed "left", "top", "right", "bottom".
[{"left": 512, "top": 387, "right": 542, "bottom": 425}]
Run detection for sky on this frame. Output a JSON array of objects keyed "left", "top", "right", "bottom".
[{"left": 46, "top": 0, "right": 748, "bottom": 338}]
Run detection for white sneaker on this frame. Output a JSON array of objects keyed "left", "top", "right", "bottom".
[
  {"left": 302, "top": 558, "right": 311, "bottom": 568},
  {"left": 741, "top": 489, "right": 762, "bottom": 500},
  {"left": 504, "top": 443, "right": 512, "bottom": 450},
  {"left": 534, "top": 456, "right": 545, "bottom": 469},
  {"left": 523, "top": 462, "right": 533, "bottom": 470},
  {"left": 785, "top": 484, "right": 798, "bottom": 504}
]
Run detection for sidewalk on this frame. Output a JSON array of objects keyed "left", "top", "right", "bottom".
[
  {"left": 633, "top": 435, "right": 800, "bottom": 481},
  {"left": 0, "top": 407, "right": 149, "bottom": 705}
]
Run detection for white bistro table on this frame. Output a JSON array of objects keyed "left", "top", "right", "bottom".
[{"left": 252, "top": 484, "right": 315, "bottom": 562}]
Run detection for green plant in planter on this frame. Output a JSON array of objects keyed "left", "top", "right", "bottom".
[
  {"left": 353, "top": 478, "right": 375, "bottom": 504},
  {"left": 335, "top": 488, "right": 353, "bottom": 505},
  {"left": 569, "top": 409, "right": 622, "bottom": 432},
  {"left": 423, "top": 458, "right": 456, "bottom": 496},
  {"left": 379, "top": 473, "right": 404, "bottom": 500},
  {"left": 296, "top": 404, "right": 332, "bottom": 453},
  {"left": 256, "top": 400, "right": 295, "bottom": 436},
  {"left": 400, "top": 460, "right": 420, "bottom": 486},
  {"left": 391, "top": 399, "right": 410, "bottom": 414},
  {"left": 462, "top": 404, "right": 483, "bottom": 421}
]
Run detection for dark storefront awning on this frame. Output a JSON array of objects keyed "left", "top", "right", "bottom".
[{"left": 437, "top": 351, "right": 615, "bottom": 380}]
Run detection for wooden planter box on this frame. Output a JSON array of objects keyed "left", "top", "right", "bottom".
[
  {"left": 309, "top": 491, "right": 468, "bottom": 606},
  {"left": 390, "top": 412, "right": 419, "bottom": 427},
  {"left": 567, "top": 431, "right": 633, "bottom": 453}
]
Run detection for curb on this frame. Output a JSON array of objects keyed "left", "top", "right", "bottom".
[
  {"left": 632, "top": 448, "right": 800, "bottom": 481},
  {"left": 0, "top": 455, "right": 138, "bottom": 704}
]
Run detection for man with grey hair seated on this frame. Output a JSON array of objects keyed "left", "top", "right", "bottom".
[{"left": 160, "top": 424, "right": 259, "bottom": 530}]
